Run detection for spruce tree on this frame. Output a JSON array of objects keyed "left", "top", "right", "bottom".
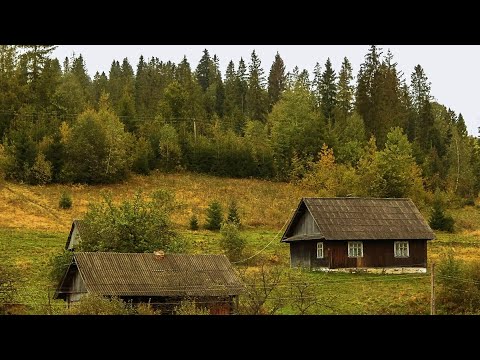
[
  {"left": 196, "top": 49, "right": 211, "bottom": 91},
  {"left": 227, "top": 200, "right": 241, "bottom": 227},
  {"left": 267, "top": 52, "right": 286, "bottom": 109},
  {"left": 205, "top": 200, "right": 223, "bottom": 230},
  {"left": 355, "top": 45, "right": 382, "bottom": 139},
  {"left": 320, "top": 58, "right": 337, "bottom": 125},
  {"left": 336, "top": 57, "right": 354, "bottom": 119},
  {"left": 246, "top": 50, "right": 268, "bottom": 122},
  {"left": 429, "top": 190, "right": 455, "bottom": 232}
]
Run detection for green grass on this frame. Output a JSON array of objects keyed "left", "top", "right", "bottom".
[
  {"left": 1, "top": 172, "right": 480, "bottom": 314},
  {"left": 0, "top": 228, "right": 65, "bottom": 314}
]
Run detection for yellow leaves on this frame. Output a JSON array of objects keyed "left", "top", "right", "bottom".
[{"left": 59, "top": 121, "right": 71, "bottom": 144}]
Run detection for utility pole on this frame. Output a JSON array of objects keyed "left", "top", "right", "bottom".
[{"left": 431, "top": 262, "right": 435, "bottom": 315}]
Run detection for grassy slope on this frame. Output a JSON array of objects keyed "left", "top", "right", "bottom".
[{"left": 1, "top": 171, "right": 480, "bottom": 314}]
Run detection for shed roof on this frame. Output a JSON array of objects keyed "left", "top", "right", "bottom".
[
  {"left": 282, "top": 197, "right": 435, "bottom": 242},
  {"left": 65, "top": 219, "right": 87, "bottom": 250},
  {"left": 65, "top": 252, "right": 244, "bottom": 297}
]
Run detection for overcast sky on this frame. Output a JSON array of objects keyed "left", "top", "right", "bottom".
[{"left": 52, "top": 45, "right": 480, "bottom": 136}]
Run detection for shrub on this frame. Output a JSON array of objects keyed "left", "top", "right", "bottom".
[
  {"left": 189, "top": 214, "right": 199, "bottom": 230},
  {"left": 463, "top": 198, "right": 475, "bottom": 207},
  {"left": 220, "top": 223, "right": 246, "bottom": 262},
  {"left": 67, "top": 294, "right": 131, "bottom": 315},
  {"left": 80, "top": 189, "right": 185, "bottom": 253},
  {"left": 59, "top": 191, "right": 73, "bottom": 209},
  {"left": 205, "top": 200, "right": 223, "bottom": 231},
  {"left": 49, "top": 250, "right": 74, "bottom": 284},
  {"left": 174, "top": 299, "right": 209, "bottom": 315},
  {"left": 29, "top": 153, "right": 53, "bottom": 185},
  {"left": 437, "top": 253, "right": 480, "bottom": 314}
]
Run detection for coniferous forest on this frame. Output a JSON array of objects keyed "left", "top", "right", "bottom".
[{"left": 0, "top": 45, "right": 479, "bottom": 203}]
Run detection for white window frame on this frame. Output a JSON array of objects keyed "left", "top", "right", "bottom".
[
  {"left": 348, "top": 241, "right": 363, "bottom": 258},
  {"left": 394, "top": 241, "right": 409, "bottom": 258},
  {"left": 316, "top": 242, "right": 324, "bottom": 259}
]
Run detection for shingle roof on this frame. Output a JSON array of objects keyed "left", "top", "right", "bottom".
[
  {"left": 73, "top": 252, "right": 244, "bottom": 297},
  {"left": 282, "top": 197, "right": 435, "bottom": 242}
]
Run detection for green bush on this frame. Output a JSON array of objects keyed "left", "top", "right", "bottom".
[
  {"left": 174, "top": 299, "right": 209, "bottom": 315},
  {"left": 59, "top": 191, "right": 73, "bottom": 209},
  {"left": 80, "top": 189, "right": 185, "bottom": 253},
  {"left": 463, "top": 198, "right": 475, "bottom": 207},
  {"left": 437, "top": 253, "right": 480, "bottom": 314},
  {"left": 49, "top": 249, "right": 74, "bottom": 284},
  {"left": 189, "top": 214, "right": 199, "bottom": 230},
  {"left": 67, "top": 294, "right": 131, "bottom": 315},
  {"left": 220, "top": 223, "right": 246, "bottom": 262},
  {"left": 205, "top": 200, "right": 223, "bottom": 231}
]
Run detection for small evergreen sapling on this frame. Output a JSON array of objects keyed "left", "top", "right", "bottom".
[
  {"left": 227, "top": 200, "right": 241, "bottom": 227},
  {"left": 189, "top": 214, "right": 199, "bottom": 230},
  {"left": 205, "top": 200, "right": 223, "bottom": 231},
  {"left": 59, "top": 191, "right": 73, "bottom": 209}
]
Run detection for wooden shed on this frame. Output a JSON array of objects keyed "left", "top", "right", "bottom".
[
  {"left": 281, "top": 198, "right": 435, "bottom": 273},
  {"left": 54, "top": 252, "right": 244, "bottom": 314},
  {"left": 65, "top": 220, "right": 86, "bottom": 251}
]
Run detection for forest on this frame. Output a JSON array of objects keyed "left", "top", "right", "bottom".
[{"left": 0, "top": 45, "right": 478, "bottom": 203}]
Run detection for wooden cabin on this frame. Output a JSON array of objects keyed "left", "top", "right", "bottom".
[
  {"left": 281, "top": 198, "right": 435, "bottom": 273},
  {"left": 54, "top": 252, "right": 244, "bottom": 314},
  {"left": 65, "top": 220, "right": 86, "bottom": 251}
]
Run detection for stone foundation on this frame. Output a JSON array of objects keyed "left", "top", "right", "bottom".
[{"left": 312, "top": 267, "right": 427, "bottom": 274}]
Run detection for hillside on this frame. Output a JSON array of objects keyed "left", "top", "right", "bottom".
[
  {"left": 0, "top": 171, "right": 316, "bottom": 233},
  {"left": 2, "top": 172, "right": 480, "bottom": 315}
]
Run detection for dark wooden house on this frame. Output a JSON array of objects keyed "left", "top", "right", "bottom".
[
  {"left": 54, "top": 252, "right": 244, "bottom": 314},
  {"left": 281, "top": 198, "right": 435, "bottom": 273}
]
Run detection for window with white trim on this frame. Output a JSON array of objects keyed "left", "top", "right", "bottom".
[
  {"left": 348, "top": 241, "right": 363, "bottom": 257},
  {"left": 394, "top": 241, "right": 409, "bottom": 258},
  {"left": 316, "top": 242, "right": 324, "bottom": 259}
]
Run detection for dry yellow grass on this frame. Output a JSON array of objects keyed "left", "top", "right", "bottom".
[{"left": 0, "top": 171, "right": 316, "bottom": 233}]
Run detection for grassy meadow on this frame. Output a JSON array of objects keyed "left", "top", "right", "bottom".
[{"left": 1, "top": 171, "right": 480, "bottom": 314}]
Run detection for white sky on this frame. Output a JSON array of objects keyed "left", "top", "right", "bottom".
[{"left": 52, "top": 45, "right": 480, "bottom": 136}]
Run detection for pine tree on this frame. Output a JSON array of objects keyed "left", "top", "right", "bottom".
[
  {"left": 267, "top": 52, "right": 286, "bottom": 110},
  {"left": 429, "top": 189, "right": 454, "bottom": 232},
  {"left": 312, "top": 62, "right": 322, "bottom": 109},
  {"left": 20, "top": 45, "right": 57, "bottom": 85},
  {"left": 246, "top": 50, "right": 268, "bottom": 122},
  {"left": 196, "top": 49, "right": 211, "bottom": 91},
  {"left": 410, "top": 64, "right": 431, "bottom": 113},
  {"left": 189, "top": 214, "right": 199, "bottom": 230},
  {"left": 356, "top": 45, "right": 382, "bottom": 140},
  {"left": 71, "top": 54, "right": 92, "bottom": 105},
  {"left": 456, "top": 113, "right": 467, "bottom": 137},
  {"left": 205, "top": 200, "right": 223, "bottom": 230},
  {"left": 320, "top": 58, "right": 337, "bottom": 125},
  {"left": 237, "top": 58, "right": 248, "bottom": 116},
  {"left": 336, "top": 57, "right": 354, "bottom": 120},
  {"left": 227, "top": 200, "right": 241, "bottom": 227}
]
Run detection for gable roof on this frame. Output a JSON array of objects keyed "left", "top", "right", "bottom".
[
  {"left": 281, "top": 197, "right": 435, "bottom": 242},
  {"left": 57, "top": 252, "right": 244, "bottom": 298},
  {"left": 65, "top": 219, "right": 86, "bottom": 250}
]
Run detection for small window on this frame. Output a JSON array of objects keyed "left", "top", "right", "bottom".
[
  {"left": 394, "top": 241, "right": 409, "bottom": 258},
  {"left": 348, "top": 241, "right": 363, "bottom": 258},
  {"left": 317, "top": 242, "right": 324, "bottom": 259}
]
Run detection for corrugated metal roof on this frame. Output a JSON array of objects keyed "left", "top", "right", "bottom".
[
  {"left": 74, "top": 252, "right": 244, "bottom": 297},
  {"left": 282, "top": 197, "right": 435, "bottom": 242}
]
